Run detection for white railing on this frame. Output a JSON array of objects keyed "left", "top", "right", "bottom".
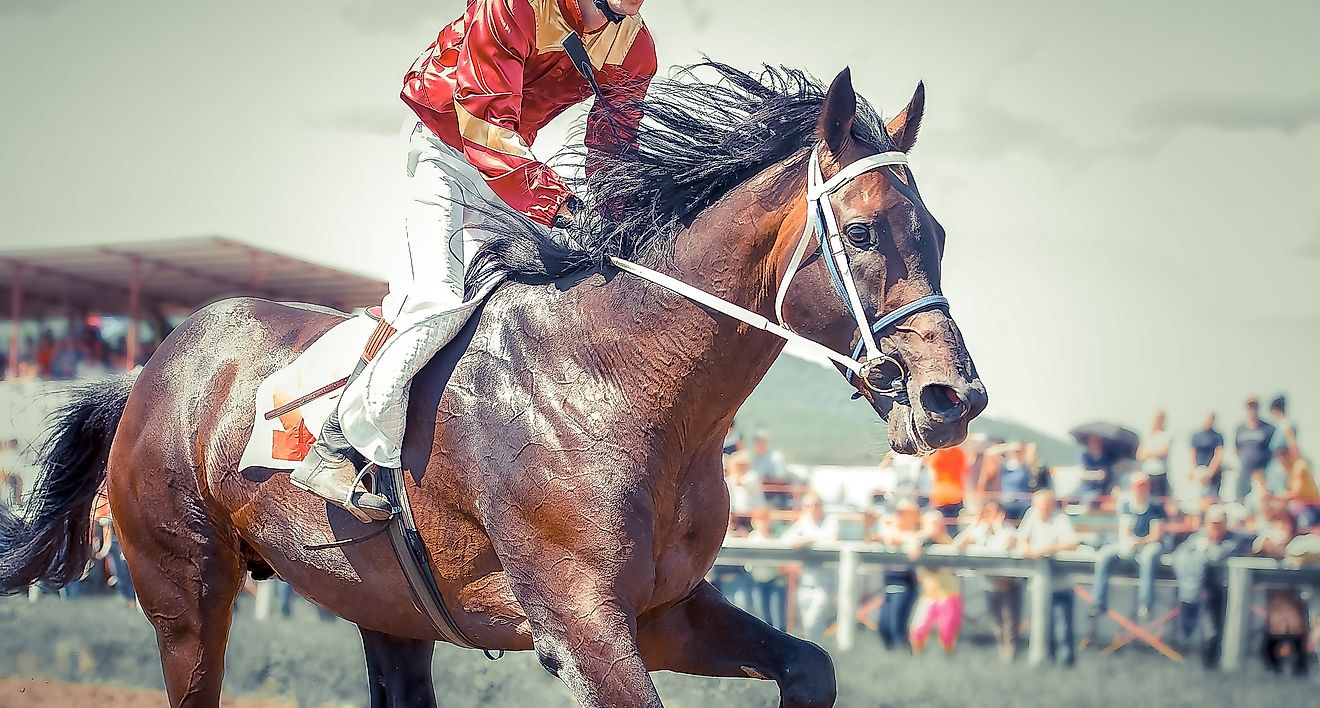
[{"left": 715, "top": 539, "right": 1320, "bottom": 671}]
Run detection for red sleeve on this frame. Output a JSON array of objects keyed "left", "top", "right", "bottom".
[
  {"left": 453, "top": 0, "right": 573, "bottom": 227},
  {"left": 586, "top": 27, "right": 657, "bottom": 177}
]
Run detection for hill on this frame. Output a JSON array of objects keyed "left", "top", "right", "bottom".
[{"left": 736, "top": 354, "right": 1078, "bottom": 466}]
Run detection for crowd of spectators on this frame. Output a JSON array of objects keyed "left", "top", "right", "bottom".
[
  {"left": 1, "top": 318, "right": 158, "bottom": 381},
  {"left": 715, "top": 396, "right": 1320, "bottom": 674}
]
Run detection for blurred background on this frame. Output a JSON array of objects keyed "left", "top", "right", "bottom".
[{"left": 1, "top": 1, "right": 1317, "bottom": 706}]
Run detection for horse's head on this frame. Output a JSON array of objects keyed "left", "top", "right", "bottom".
[{"left": 777, "top": 69, "right": 987, "bottom": 454}]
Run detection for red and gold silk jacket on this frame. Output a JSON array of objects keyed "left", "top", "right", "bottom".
[{"left": 402, "top": 0, "right": 657, "bottom": 226}]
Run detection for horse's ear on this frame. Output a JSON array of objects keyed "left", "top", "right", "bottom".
[
  {"left": 885, "top": 81, "right": 926, "bottom": 153},
  {"left": 817, "top": 67, "right": 858, "bottom": 157}
]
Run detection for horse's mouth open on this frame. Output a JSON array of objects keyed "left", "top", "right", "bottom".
[{"left": 876, "top": 382, "right": 986, "bottom": 455}]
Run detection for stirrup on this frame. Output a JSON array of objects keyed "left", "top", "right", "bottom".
[
  {"left": 290, "top": 446, "right": 394, "bottom": 524},
  {"left": 344, "top": 464, "right": 396, "bottom": 524}
]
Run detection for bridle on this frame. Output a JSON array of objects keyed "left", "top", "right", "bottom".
[
  {"left": 777, "top": 145, "right": 949, "bottom": 393},
  {"left": 609, "top": 144, "right": 950, "bottom": 397}
]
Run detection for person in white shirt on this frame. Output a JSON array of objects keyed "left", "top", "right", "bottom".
[
  {"left": 725, "top": 450, "right": 767, "bottom": 517},
  {"left": 781, "top": 492, "right": 839, "bottom": 640},
  {"left": 1137, "top": 410, "right": 1173, "bottom": 500},
  {"left": 954, "top": 501, "right": 1019, "bottom": 660},
  {"left": 1013, "top": 489, "right": 1080, "bottom": 666}
]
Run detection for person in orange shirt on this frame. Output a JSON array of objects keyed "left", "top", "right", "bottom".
[{"left": 928, "top": 445, "right": 968, "bottom": 520}]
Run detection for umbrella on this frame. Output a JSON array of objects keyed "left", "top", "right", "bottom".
[{"left": 1069, "top": 422, "right": 1140, "bottom": 460}]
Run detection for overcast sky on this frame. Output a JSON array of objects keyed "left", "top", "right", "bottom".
[{"left": 2, "top": 1, "right": 1317, "bottom": 461}]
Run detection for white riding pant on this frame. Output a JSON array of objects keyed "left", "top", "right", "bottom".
[
  {"left": 339, "top": 121, "right": 523, "bottom": 468},
  {"left": 382, "top": 121, "right": 507, "bottom": 328}
]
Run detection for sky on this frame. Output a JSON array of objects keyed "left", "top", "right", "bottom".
[{"left": 2, "top": 1, "right": 1318, "bottom": 465}]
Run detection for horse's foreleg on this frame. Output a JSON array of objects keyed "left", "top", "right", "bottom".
[
  {"left": 517, "top": 588, "right": 660, "bottom": 708},
  {"left": 359, "top": 627, "right": 437, "bottom": 708},
  {"left": 487, "top": 528, "right": 662, "bottom": 707},
  {"left": 638, "top": 580, "right": 837, "bottom": 708}
]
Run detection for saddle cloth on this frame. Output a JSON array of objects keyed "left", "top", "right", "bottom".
[
  {"left": 239, "top": 313, "right": 377, "bottom": 472},
  {"left": 238, "top": 278, "right": 500, "bottom": 473}
]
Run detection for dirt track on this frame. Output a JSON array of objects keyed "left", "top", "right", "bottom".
[
  {"left": 0, "top": 677, "right": 292, "bottom": 707},
  {"left": 1, "top": 593, "right": 1313, "bottom": 707}
]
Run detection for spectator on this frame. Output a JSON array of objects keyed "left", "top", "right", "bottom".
[
  {"left": 909, "top": 516, "right": 960, "bottom": 657},
  {"left": 1090, "top": 473, "right": 1166, "bottom": 630},
  {"left": 978, "top": 442, "right": 1035, "bottom": 521},
  {"left": 1231, "top": 397, "right": 1276, "bottom": 503},
  {"left": 0, "top": 439, "right": 21, "bottom": 507},
  {"left": 722, "top": 423, "right": 742, "bottom": 455},
  {"left": 724, "top": 450, "right": 766, "bottom": 516},
  {"left": 1242, "top": 470, "right": 1285, "bottom": 534},
  {"left": 746, "top": 507, "right": 787, "bottom": 631},
  {"left": 781, "top": 492, "right": 839, "bottom": 641},
  {"left": 1077, "top": 435, "right": 1117, "bottom": 509},
  {"left": 750, "top": 431, "right": 791, "bottom": 508},
  {"left": 881, "top": 452, "right": 928, "bottom": 510},
  {"left": 927, "top": 445, "right": 968, "bottom": 520},
  {"left": 714, "top": 516, "right": 754, "bottom": 612},
  {"left": 93, "top": 502, "right": 135, "bottom": 605},
  {"left": 35, "top": 329, "right": 54, "bottom": 378},
  {"left": 1014, "top": 489, "right": 1081, "bottom": 666},
  {"left": 1136, "top": 410, "right": 1173, "bottom": 501},
  {"left": 1170, "top": 504, "right": 1246, "bottom": 667},
  {"left": 1191, "top": 413, "right": 1226, "bottom": 501},
  {"left": 750, "top": 431, "right": 786, "bottom": 481},
  {"left": 873, "top": 499, "right": 936, "bottom": 650},
  {"left": 1268, "top": 395, "right": 1301, "bottom": 479},
  {"left": 1254, "top": 512, "right": 1310, "bottom": 675},
  {"left": 1281, "top": 458, "right": 1319, "bottom": 529},
  {"left": 954, "top": 501, "right": 1020, "bottom": 661},
  {"left": 1025, "top": 443, "right": 1052, "bottom": 494}
]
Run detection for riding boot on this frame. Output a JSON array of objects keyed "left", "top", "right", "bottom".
[{"left": 290, "top": 319, "right": 396, "bottom": 523}]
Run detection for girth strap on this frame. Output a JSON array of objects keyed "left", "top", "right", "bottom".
[{"left": 373, "top": 466, "right": 482, "bottom": 650}]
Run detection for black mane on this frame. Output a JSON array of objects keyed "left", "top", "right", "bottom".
[{"left": 465, "top": 61, "right": 892, "bottom": 292}]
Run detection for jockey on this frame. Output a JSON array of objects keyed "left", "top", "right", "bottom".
[{"left": 291, "top": 0, "right": 657, "bottom": 522}]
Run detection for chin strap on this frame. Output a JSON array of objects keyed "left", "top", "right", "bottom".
[{"left": 594, "top": 0, "right": 627, "bottom": 23}]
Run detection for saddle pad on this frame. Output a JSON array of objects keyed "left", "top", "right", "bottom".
[{"left": 239, "top": 314, "right": 379, "bottom": 472}]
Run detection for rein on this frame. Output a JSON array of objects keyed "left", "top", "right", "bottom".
[{"left": 610, "top": 145, "right": 949, "bottom": 396}]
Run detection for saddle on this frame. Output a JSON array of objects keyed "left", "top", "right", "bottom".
[{"left": 240, "top": 281, "right": 504, "bottom": 653}]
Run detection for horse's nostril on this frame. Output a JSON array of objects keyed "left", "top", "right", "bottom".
[{"left": 920, "top": 383, "right": 969, "bottom": 422}]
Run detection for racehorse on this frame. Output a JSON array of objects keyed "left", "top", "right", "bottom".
[{"left": 0, "top": 63, "right": 986, "bottom": 707}]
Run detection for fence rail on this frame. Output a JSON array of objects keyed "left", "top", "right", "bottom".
[{"left": 715, "top": 539, "right": 1320, "bottom": 671}]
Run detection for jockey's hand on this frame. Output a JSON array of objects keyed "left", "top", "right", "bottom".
[{"left": 552, "top": 195, "right": 583, "bottom": 230}]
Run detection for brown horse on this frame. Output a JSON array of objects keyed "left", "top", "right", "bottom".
[{"left": 0, "top": 63, "right": 986, "bottom": 707}]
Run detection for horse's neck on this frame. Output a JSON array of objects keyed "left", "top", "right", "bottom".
[{"left": 614, "top": 159, "right": 807, "bottom": 443}]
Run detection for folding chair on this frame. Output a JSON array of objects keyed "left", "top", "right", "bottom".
[{"left": 1074, "top": 584, "right": 1183, "bottom": 662}]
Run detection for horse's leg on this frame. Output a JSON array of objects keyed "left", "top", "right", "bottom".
[
  {"left": 486, "top": 527, "right": 662, "bottom": 707},
  {"left": 638, "top": 580, "right": 836, "bottom": 708},
  {"left": 359, "top": 627, "right": 438, "bottom": 708},
  {"left": 111, "top": 464, "right": 245, "bottom": 707}
]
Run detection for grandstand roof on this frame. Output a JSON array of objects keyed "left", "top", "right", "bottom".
[{"left": 0, "top": 236, "right": 386, "bottom": 318}]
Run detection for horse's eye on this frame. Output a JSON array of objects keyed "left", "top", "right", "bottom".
[{"left": 844, "top": 222, "right": 872, "bottom": 246}]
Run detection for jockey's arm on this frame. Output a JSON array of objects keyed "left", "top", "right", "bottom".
[{"left": 452, "top": 0, "right": 575, "bottom": 227}]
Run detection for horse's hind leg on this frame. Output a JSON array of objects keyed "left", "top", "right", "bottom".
[
  {"left": 110, "top": 462, "right": 245, "bottom": 707},
  {"left": 638, "top": 580, "right": 837, "bottom": 708},
  {"left": 359, "top": 627, "right": 438, "bottom": 708}
]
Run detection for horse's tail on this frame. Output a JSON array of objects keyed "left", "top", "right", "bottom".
[{"left": 0, "top": 373, "right": 136, "bottom": 593}]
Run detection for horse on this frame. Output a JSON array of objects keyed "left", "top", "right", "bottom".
[{"left": 0, "top": 62, "right": 987, "bottom": 707}]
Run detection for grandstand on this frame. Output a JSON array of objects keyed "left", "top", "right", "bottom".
[{"left": 0, "top": 236, "right": 386, "bottom": 374}]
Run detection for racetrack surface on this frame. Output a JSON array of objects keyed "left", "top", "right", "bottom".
[{"left": 0, "top": 594, "right": 1311, "bottom": 707}]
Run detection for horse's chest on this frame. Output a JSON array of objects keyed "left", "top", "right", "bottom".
[{"left": 647, "top": 466, "right": 729, "bottom": 608}]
